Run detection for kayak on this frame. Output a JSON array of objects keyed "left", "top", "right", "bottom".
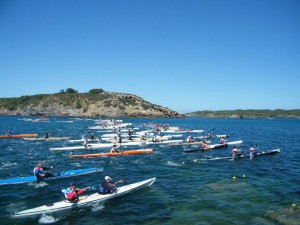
[
  {"left": 183, "top": 140, "right": 243, "bottom": 153},
  {"left": 0, "top": 168, "right": 103, "bottom": 186},
  {"left": 0, "top": 134, "right": 38, "bottom": 138},
  {"left": 14, "top": 177, "right": 156, "bottom": 218},
  {"left": 206, "top": 149, "right": 280, "bottom": 161},
  {"left": 160, "top": 129, "right": 204, "bottom": 133},
  {"left": 23, "top": 137, "right": 71, "bottom": 141},
  {"left": 173, "top": 140, "right": 212, "bottom": 146},
  {"left": 50, "top": 141, "right": 142, "bottom": 151},
  {"left": 145, "top": 140, "right": 183, "bottom": 145},
  {"left": 69, "top": 148, "right": 154, "bottom": 158}
]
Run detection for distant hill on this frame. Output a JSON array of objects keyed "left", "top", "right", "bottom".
[
  {"left": 185, "top": 109, "right": 300, "bottom": 118},
  {"left": 0, "top": 88, "right": 182, "bottom": 118}
]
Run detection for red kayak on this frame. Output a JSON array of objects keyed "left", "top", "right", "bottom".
[
  {"left": 0, "top": 134, "right": 38, "bottom": 138},
  {"left": 69, "top": 148, "right": 154, "bottom": 158}
]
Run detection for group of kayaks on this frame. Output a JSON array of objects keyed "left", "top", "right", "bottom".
[
  {"left": 1, "top": 125, "right": 281, "bottom": 219},
  {"left": 0, "top": 165, "right": 156, "bottom": 218}
]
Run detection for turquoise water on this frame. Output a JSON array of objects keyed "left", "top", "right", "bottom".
[{"left": 0, "top": 116, "right": 299, "bottom": 225}]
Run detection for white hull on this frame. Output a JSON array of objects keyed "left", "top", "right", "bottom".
[
  {"left": 14, "top": 177, "right": 156, "bottom": 218},
  {"left": 50, "top": 141, "right": 142, "bottom": 151}
]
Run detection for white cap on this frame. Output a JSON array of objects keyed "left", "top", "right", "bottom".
[{"left": 105, "top": 176, "right": 111, "bottom": 180}]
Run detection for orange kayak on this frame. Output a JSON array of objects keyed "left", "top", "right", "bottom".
[
  {"left": 0, "top": 134, "right": 38, "bottom": 138},
  {"left": 69, "top": 148, "right": 154, "bottom": 158}
]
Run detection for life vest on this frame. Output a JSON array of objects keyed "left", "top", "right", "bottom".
[
  {"left": 98, "top": 182, "right": 110, "bottom": 194},
  {"left": 231, "top": 149, "right": 236, "bottom": 154},
  {"left": 33, "top": 166, "right": 42, "bottom": 175},
  {"left": 249, "top": 147, "right": 255, "bottom": 152}
]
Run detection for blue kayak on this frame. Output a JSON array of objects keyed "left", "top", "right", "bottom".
[{"left": 0, "top": 167, "right": 103, "bottom": 186}]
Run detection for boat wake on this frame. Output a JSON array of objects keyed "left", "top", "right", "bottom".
[
  {"left": 90, "top": 201, "right": 105, "bottom": 212},
  {"left": 166, "top": 161, "right": 181, "bottom": 167},
  {"left": 38, "top": 214, "right": 61, "bottom": 224}
]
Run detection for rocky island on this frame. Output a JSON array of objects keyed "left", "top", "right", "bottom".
[{"left": 0, "top": 88, "right": 182, "bottom": 118}]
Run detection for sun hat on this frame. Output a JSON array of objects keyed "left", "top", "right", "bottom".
[{"left": 105, "top": 176, "right": 111, "bottom": 180}]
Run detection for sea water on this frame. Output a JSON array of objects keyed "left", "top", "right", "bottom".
[{"left": 0, "top": 116, "right": 299, "bottom": 225}]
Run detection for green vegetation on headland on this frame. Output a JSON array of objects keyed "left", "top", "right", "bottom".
[
  {"left": 185, "top": 109, "right": 300, "bottom": 118},
  {"left": 0, "top": 88, "right": 181, "bottom": 118}
]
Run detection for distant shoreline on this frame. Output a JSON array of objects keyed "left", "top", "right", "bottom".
[{"left": 184, "top": 109, "right": 300, "bottom": 119}]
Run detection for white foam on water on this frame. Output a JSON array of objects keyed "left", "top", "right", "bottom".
[
  {"left": 91, "top": 201, "right": 105, "bottom": 212},
  {"left": 38, "top": 214, "right": 61, "bottom": 224},
  {"left": 166, "top": 161, "right": 181, "bottom": 167},
  {"left": 1, "top": 161, "right": 18, "bottom": 168}
]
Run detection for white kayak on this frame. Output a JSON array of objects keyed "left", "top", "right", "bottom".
[
  {"left": 145, "top": 140, "right": 183, "bottom": 145},
  {"left": 50, "top": 141, "right": 142, "bottom": 151},
  {"left": 14, "top": 177, "right": 156, "bottom": 218},
  {"left": 160, "top": 129, "right": 204, "bottom": 133}
]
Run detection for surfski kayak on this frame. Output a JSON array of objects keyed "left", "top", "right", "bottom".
[
  {"left": 0, "top": 168, "right": 103, "bottom": 186},
  {"left": 69, "top": 148, "right": 154, "bottom": 158},
  {"left": 205, "top": 149, "right": 280, "bottom": 161},
  {"left": 50, "top": 141, "right": 142, "bottom": 151},
  {"left": 23, "top": 137, "right": 71, "bottom": 141},
  {"left": 183, "top": 140, "right": 243, "bottom": 153},
  {"left": 0, "top": 134, "right": 38, "bottom": 138},
  {"left": 14, "top": 177, "right": 156, "bottom": 218}
]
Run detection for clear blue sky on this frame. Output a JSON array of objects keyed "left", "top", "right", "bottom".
[{"left": 0, "top": 0, "right": 299, "bottom": 113}]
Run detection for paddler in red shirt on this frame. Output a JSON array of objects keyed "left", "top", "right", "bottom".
[{"left": 62, "top": 182, "right": 90, "bottom": 202}]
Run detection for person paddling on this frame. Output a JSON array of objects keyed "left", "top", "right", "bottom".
[
  {"left": 44, "top": 132, "right": 50, "bottom": 139},
  {"left": 6, "top": 129, "right": 13, "bottom": 137},
  {"left": 186, "top": 136, "right": 193, "bottom": 143},
  {"left": 110, "top": 146, "right": 119, "bottom": 153},
  {"left": 249, "top": 144, "right": 258, "bottom": 159},
  {"left": 98, "top": 176, "right": 124, "bottom": 194},
  {"left": 62, "top": 182, "right": 90, "bottom": 202},
  {"left": 33, "top": 162, "right": 54, "bottom": 183},
  {"left": 201, "top": 141, "right": 208, "bottom": 149},
  {"left": 231, "top": 146, "right": 243, "bottom": 159},
  {"left": 219, "top": 137, "right": 226, "bottom": 144}
]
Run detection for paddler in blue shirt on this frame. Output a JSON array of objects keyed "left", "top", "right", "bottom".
[
  {"left": 44, "top": 132, "right": 50, "bottom": 139},
  {"left": 33, "top": 162, "right": 54, "bottom": 183},
  {"left": 6, "top": 129, "right": 12, "bottom": 137},
  {"left": 98, "top": 176, "right": 125, "bottom": 194}
]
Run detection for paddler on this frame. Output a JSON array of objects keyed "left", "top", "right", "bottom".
[
  {"left": 186, "top": 136, "right": 193, "bottom": 143},
  {"left": 249, "top": 144, "right": 258, "bottom": 159},
  {"left": 112, "top": 137, "right": 117, "bottom": 147},
  {"left": 98, "top": 176, "right": 124, "bottom": 194},
  {"left": 62, "top": 182, "right": 90, "bottom": 202},
  {"left": 231, "top": 146, "right": 243, "bottom": 159},
  {"left": 219, "top": 137, "right": 226, "bottom": 144},
  {"left": 201, "top": 140, "right": 208, "bottom": 149},
  {"left": 110, "top": 146, "right": 119, "bottom": 153},
  {"left": 33, "top": 162, "right": 54, "bottom": 183},
  {"left": 44, "top": 132, "right": 50, "bottom": 139},
  {"left": 83, "top": 139, "right": 89, "bottom": 148}
]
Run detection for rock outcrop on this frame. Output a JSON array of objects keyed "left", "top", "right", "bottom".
[{"left": 0, "top": 91, "right": 182, "bottom": 118}]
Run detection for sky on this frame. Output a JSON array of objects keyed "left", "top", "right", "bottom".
[{"left": 0, "top": 0, "right": 299, "bottom": 113}]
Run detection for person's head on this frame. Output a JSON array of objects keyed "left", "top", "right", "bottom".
[
  {"left": 38, "top": 162, "right": 43, "bottom": 167},
  {"left": 105, "top": 176, "right": 112, "bottom": 181},
  {"left": 69, "top": 182, "right": 76, "bottom": 189}
]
